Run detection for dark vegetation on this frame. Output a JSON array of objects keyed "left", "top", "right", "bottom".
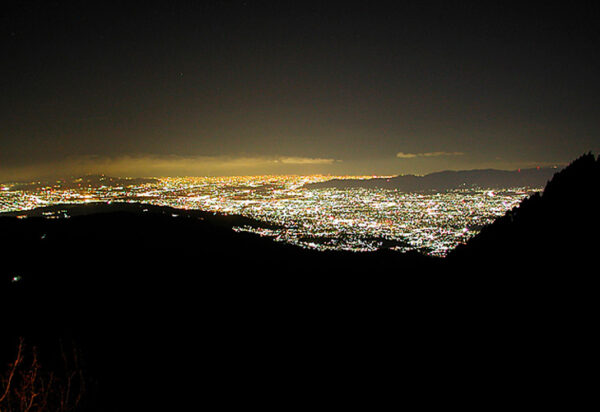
[{"left": 1, "top": 154, "right": 597, "bottom": 409}]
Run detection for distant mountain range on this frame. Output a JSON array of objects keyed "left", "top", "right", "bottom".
[
  {"left": 10, "top": 174, "right": 158, "bottom": 191},
  {"left": 305, "top": 167, "right": 558, "bottom": 191}
]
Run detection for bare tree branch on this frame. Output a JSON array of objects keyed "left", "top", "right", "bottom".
[{"left": 0, "top": 337, "right": 24, "bottom": 404}]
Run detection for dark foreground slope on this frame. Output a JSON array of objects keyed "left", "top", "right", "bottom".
[
  {"left": 1, "top": 204, "right": 441, "bottom": 410},
  {"left": 1, "top": 155, "right": 598, "bottom": 410}
]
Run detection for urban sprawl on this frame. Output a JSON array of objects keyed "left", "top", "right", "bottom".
[{"left": 0, "top": 175, "right": 536, "bottom": 256}]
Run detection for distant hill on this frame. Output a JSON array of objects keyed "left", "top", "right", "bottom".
[
  {"left": 0, "top": 201, "right": 283, "bottom": 231},
  {"left": 9, "top": 174, "right": 158, "bottom": 191},
  {"left": 305, "top": 167, "right": 558, "bottom": 191}
]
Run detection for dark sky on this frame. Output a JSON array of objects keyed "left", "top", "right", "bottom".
[{"left": 2, "top": 1, "right": 599, "bottom": 179}]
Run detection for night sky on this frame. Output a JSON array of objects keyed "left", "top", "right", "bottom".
[{"left": 2, "top": 1, "right": 599, "bottom": 180}]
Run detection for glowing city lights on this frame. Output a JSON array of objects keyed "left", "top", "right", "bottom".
[{"left": 0, "top": 175, "right": 537, "bottom": 256}]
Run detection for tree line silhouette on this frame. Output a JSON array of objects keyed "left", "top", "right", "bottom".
[{"left": 448, "top": 152, "right": 599, "bottom": 271}]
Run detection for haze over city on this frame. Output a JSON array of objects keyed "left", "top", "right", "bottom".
[{"left": 2, "top": 2, "right": 599, "bottom": 181}]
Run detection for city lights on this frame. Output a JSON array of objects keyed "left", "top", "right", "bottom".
[{"left": 0, "top": 175, "right": 537, "bottom": 256}]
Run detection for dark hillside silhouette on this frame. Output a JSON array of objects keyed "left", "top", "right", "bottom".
[
  {"left": 0, "top": 204, "right": 440, "bottom": 410},
  {"left": 444, "top": 154, "right": 600, "bottom": 393},
  {"left": 448, "top": 152, "right": 599, "bottom": 271}
]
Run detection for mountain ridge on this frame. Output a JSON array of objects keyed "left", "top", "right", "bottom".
[
  {"left": 8, "top": 174, "right": 158, "bottom": 191},
  {"left": 305, "top": 166, "right": 558, "bottom": 191}
]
